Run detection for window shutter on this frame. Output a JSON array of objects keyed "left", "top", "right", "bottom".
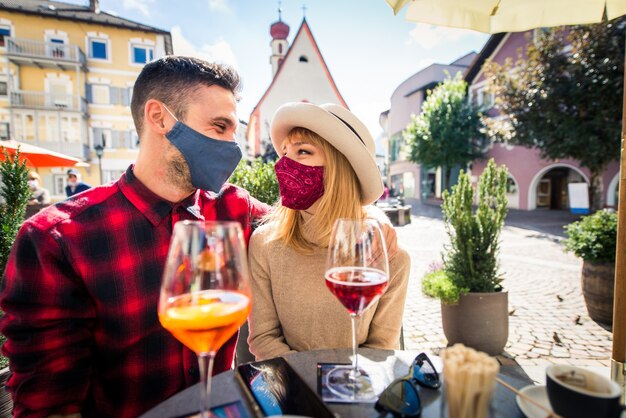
[
  {"left": 109, "top": 87, "right": 120, "bottom": 105},
  {"left": 122, "top": 131, "right": 131, "bottom": 148},
  {"left": 121, "top": 87, "right": 130, "bottom": 106},
  {"left": 111, "top": 130, "right": 121, "bottom": 148},
  {"left": 85, "top": 84, "right": 92, "bottom": 103}
]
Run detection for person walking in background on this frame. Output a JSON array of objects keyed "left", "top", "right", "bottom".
[
  {"left": 247, "top": 102, "right": 410, "bottom": 361},
  {"left": 27, "top": 171, "right": 51, "bottom": 205},
  {"left": 65, "top": 168, "right": 91, "bottom": 197}
]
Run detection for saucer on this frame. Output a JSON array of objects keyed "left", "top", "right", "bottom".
[{"left": 516, "top": 385, "right": 554, "bottom": 418}]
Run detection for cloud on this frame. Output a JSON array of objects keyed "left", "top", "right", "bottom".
[
  {"left": 122, "top": 0, "right": 154, "bottom": 16},
  {"left": 171, "top": 26, "right": 238, "bottom": 68},
  {"left": 208, "top": 0, "right": 230, "bottom": 12},
  {"left": 407, "top": 23, "right": 480, "bottom": 49}
]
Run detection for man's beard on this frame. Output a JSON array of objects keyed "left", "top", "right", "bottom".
[{"left": 164, "top": 144, "right": 194, "bottom": 193}]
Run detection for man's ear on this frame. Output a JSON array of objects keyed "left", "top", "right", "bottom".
[{"left": 144, "top": 99, "right": 170, "bottom": 135}]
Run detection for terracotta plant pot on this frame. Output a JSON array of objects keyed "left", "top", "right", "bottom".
[
  {"left": 441, "top": 291, "right": 509, "bottom": 356},
  {"left": 581, "top": 261, "right": 615, "bottom": 325}
]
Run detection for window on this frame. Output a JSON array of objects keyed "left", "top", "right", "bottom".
[
  {"left": 53, "top": 174, "right": 66, "bottom": 196},
  {"left": 0, "top": 122, "right": 9, "bottom": 140},
  {"left": 0, "top": 26, "right": 10, "bottom": 47},
  {"left": 92, "top": 127, "right": 111, "bottom": 148},
  {"left": 91, "top": 84, "right": 110, "bottom": 104},
  {"left": 89, "top": 38, "right": 108, "bottom": 60},
  {"left": 49, "top": 38, "right": 65, "bottom": 58},
  {"left": 506, "top": 177, "right": 518, "bottom": 194},
  {"left": 49, "top": 82, "right": 69, "bottom": 108},
  {"left": 103, "top": 170, "right": 124, "bottom": 183},
  {"left": 0, "top": 81, "right": 7, "bottom": 96},
  {"left": 61, "top": 116, "right": 79, "bottom": 143},
  {"left": 110, "top": 130, "right": 134, "bottom": 149},
  {"left": 131, "top": 45, "right": 153, "bottom": 64},
  {"left": 480, "top": 90, "right": 494, "bottom": 108}
]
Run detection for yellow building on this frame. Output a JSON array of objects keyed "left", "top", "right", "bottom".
[{"left": 0, "top": 0, "right": 172, "bottom": 200}]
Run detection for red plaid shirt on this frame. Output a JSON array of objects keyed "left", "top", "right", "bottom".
[{"left": 0, "top": 166, "right": 269, "bottom": 418}]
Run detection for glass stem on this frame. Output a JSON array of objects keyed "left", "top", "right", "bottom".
[
  {"left": 351, "top": 313, "right": 359, "bottom": 377},
  {"left": 198, "top": 352, "right": 216, "bottom": 418}
]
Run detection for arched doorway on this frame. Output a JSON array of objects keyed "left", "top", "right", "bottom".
[{"left": 528, "top": 165, "right": 588, "bottom": 210}]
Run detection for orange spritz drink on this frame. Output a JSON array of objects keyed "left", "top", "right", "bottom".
[
  {"left": 159, "top": 221, "right": 252, "bottom": 418},
  {"left": 159, "top": 289, "right": 250, "bottom": 354}
]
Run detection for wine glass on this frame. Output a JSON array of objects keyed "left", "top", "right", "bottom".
[
  {"left": 325, "top": 218, "right": 390, "bottom": 400},
  {"left": 159, "top": 220, "right": 251, "bottom": 418}
]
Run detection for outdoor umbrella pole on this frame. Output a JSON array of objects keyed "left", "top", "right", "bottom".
[{"left": 612, "top": 41, "right": 626, "bottom": 402}]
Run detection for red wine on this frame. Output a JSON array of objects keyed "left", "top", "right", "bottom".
[{"left": 325, "top": 267, "right": 389, "bottom": 315}]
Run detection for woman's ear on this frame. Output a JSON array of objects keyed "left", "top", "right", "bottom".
[{"left": 144, "top": 99, "right": 170, "bottom": 134}]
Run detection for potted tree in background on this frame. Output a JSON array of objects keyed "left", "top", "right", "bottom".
[
  {"left": 0, "top": 147, "right": 30, "bottom": 415},
  {"left": 422, "top": 159, "right": 509, "bottom": 355},
  {"left": 563, "top": 209, "right": 617, "bottom": 326}
]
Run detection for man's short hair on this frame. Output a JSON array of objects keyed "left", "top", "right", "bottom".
[{"left": 130, "top": 56, "right": 242, "bottom": 136}]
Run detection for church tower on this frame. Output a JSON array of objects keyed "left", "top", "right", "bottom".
[
  {"left": 270, "top": 5, "right": 289, "bottom": 77},
  {"left": 247, "top": 9, "right": 348, "bottom": 157}
]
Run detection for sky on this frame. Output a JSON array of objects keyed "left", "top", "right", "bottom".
[{"left": 64, "top": 0, "right": 489, "bottom": 141}]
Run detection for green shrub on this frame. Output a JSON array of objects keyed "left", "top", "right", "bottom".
[
  {"left": 563, "top": 209, "right": 617, "bottom": 263},
  {"left": 0, "top": 148, "right": 31, "bottom": 369},
  {"left": 229, "top": 158, "right": 279, "bottom": 206},
  {"left": 426, "top": 159, "right": 508, "bottom": 304},
  {"left": 422, "top": 269, "right": 467, "bottom": 304}
]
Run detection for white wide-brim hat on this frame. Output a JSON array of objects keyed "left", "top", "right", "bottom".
[{"left": 270, "top": 102, "right": 384, "bottom": 205}]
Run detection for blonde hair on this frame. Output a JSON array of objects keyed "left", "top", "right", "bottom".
[{"left": 266, "top": 127, "right": 365, "bottom": 253}]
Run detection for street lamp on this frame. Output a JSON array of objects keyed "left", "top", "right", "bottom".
[{"left": 94, "top": 138, "right": 105, "bottom": 185}]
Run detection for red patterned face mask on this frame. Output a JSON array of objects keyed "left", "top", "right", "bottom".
[{"left": 274, "top": 156, "right": 325, "bottom": 210}]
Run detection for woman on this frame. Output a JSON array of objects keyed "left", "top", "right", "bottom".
[{"left": 248, "top": 102, "right": 410, "bottom": 361}]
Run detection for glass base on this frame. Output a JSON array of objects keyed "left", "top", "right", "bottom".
[{"left": 325, "top": 365, "right": 377, "bottom": 402}]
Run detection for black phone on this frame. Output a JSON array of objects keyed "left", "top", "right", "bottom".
[{"left": 236, "top": 357, "right": 336, "bottom": 418}]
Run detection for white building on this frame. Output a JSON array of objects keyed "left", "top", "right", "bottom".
[{"left": 247, "top": 16, "right": 347, "bottom": 157}]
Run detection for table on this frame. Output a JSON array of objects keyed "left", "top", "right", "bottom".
[{"left": 139, "top": 348, "right": 534, "bottom": 418}]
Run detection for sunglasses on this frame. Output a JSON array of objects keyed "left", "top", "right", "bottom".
[{"left": 375, "top": 352, "right": 441, "bottom": 417}]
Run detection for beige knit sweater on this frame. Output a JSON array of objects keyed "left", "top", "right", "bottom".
[{"left": 247, "top": 213, "right": 411, "bottom": 361}]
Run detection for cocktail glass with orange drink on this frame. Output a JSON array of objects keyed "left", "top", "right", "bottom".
[{"left": 159, "top": 221, "right": 251, "bottom": 418}]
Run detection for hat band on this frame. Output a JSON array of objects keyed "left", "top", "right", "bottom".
[{"left": 328, "top": 111, "right": 365, "bottom": 146}]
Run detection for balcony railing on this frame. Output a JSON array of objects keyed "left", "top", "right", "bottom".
[
  {"left": 5, "top": 37, "right": 86, "bottom": 69},
  {"left": 10, "top": 91, "right": 88, "bottom": 114}
]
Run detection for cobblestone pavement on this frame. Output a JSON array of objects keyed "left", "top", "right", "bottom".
[{"left": 397, "top": 205, "right": 613, "bottom": 382}]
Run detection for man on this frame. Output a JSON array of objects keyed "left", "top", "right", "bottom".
[
  {"left": 65, "top": 168, "right": 91, "bottom": 197},
  {"left": 27, "top": 171, "right": 51, "bottom": 205},
  {"left": 1, "top": 56, "right": 397, "bottom": 417},
  {"left": 0, "top": 56, "right": 270, "bottom": 418}
]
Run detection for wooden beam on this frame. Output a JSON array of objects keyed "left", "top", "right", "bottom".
[{"left": 611, "top": 42, "right": 626, "bottom": 399}]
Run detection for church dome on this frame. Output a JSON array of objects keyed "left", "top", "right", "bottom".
[{"left": 270, "top": 20, "right": 289, "bottom": 40}]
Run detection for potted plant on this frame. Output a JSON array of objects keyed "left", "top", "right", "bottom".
[
  {"left": 563, "top": 209, "right": 617, "bottom": 325},
  {"left": 422, "top": 159, "right": 509, "bottom": 355}
]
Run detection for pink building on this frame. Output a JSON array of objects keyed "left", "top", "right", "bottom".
[
  {"left": 381, "top": 32, "right": 619, "bottom": 211},
  {"left": 467, "top": 32, "right": 619, "bottom": 210},
  {"left": 380, "top": 53, "right": 476, "bottom": 201}
]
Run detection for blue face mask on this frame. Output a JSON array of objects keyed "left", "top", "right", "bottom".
[{"left": 164, "top": 105, "right": 242, "bottom": 193}]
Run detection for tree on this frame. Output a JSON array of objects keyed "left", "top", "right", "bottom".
[
  {"left": 404, "top": 72, "right": 487, "bottom": 191},
  {"left": 483, "top": 19, "right": 625, "bottom": 210},
  {"left": 0, "top": 147, "right": 30, "bottom": 369},
  {"left": 229, "top": 158, "right": 279, "bottom": 205}
]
